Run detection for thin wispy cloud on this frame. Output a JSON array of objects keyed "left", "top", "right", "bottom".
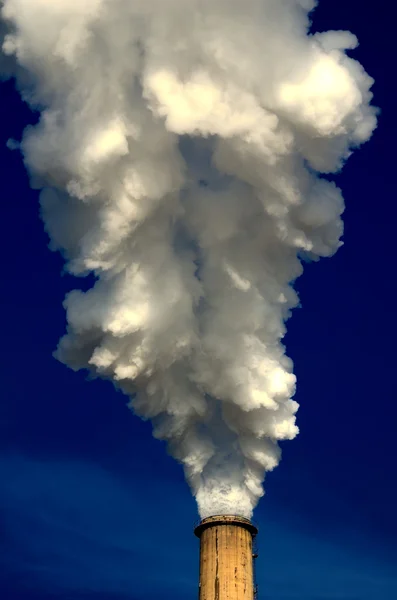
[{"left": 0, "top": 455, "right": 196, "bottom": 598}]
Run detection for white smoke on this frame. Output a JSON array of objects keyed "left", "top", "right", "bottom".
[{"left": 0, "top": 0, "right": 376, "bottom": 519}]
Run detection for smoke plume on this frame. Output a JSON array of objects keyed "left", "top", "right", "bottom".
[{"left": 0, "top": 0, "right": 376, "bottom": 519}]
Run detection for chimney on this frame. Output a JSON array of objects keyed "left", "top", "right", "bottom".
[{"left": 194, "top": 515, "right": 258, "bottom": 600}]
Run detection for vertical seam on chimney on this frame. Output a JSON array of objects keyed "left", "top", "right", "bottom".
[{"left": 215, "top": 528, "right": 219, "bottom": 600}]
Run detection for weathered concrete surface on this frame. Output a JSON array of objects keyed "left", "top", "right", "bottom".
[{"left": 195, "top": 515, "right": 258, "bottom": 600}]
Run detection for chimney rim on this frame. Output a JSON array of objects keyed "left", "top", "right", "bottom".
[{"left": 194, "top": 514, "right": 258, "bottom": 538}]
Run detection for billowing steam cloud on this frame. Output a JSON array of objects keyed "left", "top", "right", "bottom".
[{"left": 1, "top": 0, "right": 376, "bottom": 519}]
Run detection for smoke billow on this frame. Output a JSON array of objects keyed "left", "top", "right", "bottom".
[{"left": 0, "top": 0, "right": 376, "bottom": 519}]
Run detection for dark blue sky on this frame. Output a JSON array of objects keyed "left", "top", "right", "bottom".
[{"left": 1, "top": 1, "right": 396, "bottom": 599}]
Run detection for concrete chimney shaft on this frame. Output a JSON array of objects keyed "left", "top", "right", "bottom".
[{"left": 194, "top": 515, "right": 258, "bottom": 600}]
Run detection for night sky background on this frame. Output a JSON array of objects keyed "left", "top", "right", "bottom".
[{"left": 0, "top": 1, "right": 396, "bottom": 599}]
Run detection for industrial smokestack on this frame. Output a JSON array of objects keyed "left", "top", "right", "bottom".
[{"left": 195, "top": 515, "right": 258, "bottom": 600}]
